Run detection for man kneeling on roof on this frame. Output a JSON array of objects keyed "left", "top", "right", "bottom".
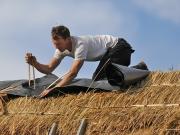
[{"left": 25, "top": 25, "right": 148, "bottom": 97}]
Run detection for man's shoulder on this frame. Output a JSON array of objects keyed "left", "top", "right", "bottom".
[
  {"left": 54, "top": 49, "right": 71, "bottom": 56},
  {"left": 71, "top": 36, "right": 87, "bottom": 46}
]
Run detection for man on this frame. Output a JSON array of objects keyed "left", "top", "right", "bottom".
[{"left": 25, "top": 25, "right": 146, "bottom": 97}]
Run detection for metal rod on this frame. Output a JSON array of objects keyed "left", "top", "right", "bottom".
[
  {"left": 32, "top": 66, "right": 36, "bottom": 89},
  {"left": 76, "top": 119, "right": 88, "bottom": 135},
  {"left": 45, "top": 72, "right": 68, "bottom": 90},
  {"left": 28, "top": 61, "right": 36, "bottom": 89},
  {"left": 49, "top": 122, "right": 58, "bottom": 135},
  {"left": 28, "top": 64, "right": 31, "bottom": 87}
]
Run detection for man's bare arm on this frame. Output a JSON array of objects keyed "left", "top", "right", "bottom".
[
  {"left": 55, "top": 59, "right": 84, "bottom": 87},
  {"left": 34, "top": 58, "right": 60, "bottom": 74},
  {"left": 25, "top": 53, "right": 60, "bottom": 74},
  {"left": 39, "top": 59, "right": 84, "bottom": 97}
]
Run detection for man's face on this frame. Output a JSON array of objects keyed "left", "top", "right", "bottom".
[{"left": 52, "top": 36, "right": 68, "bottom": 52}]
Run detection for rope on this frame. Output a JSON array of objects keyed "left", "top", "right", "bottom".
[
  {"left": 0, "top": 103, "right": 179, "bottom": 116},
  {"left": 0, "top": 86, "right": 18, "bottom": 93},
  {"left": 77, "top": 103, "right": 180, "bottom": 109}
]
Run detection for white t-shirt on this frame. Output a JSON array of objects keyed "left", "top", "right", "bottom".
[{"left": 53, "top": 35, "right": 119, "bottom": 61}]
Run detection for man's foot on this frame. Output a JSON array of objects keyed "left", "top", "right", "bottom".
[{"left": 131, "top": 61, "right": 149, "bottom": 70}]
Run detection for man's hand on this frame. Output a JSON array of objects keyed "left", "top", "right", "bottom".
[
  {"left": 25, "top": 53, "right": 60, "bottom": 74},
  {"left": 25, "top": 53, "right": 37, "bottom": 66},
  {"left": 39, "top": 87, "right": 55, "bottom": 98},
  {"left": 39, "top": 59, "right": 84, "bottom": 97}
]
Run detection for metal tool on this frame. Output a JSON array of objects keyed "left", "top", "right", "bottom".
[{"left": 28, "top": 64, "right": 36, "bottom": 89}]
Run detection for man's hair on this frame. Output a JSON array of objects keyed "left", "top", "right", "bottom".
[{"left": 51, "top": 25, "right": 70, "bottom": 40}]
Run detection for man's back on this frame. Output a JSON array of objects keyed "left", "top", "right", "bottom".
[{"left": 54, "top": 35, "right": 119, "bottom": 61}]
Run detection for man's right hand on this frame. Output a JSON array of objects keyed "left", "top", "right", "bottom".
[
  {"left": 25, "top": 53, "right": 37, "bottom": 66},
  {"left": 25, "top": 53, "right": 60, "bottom": 74}
]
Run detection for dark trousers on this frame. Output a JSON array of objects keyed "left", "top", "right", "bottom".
[{"left": 92, "top": 38, "right": 135, "bottom": 81}]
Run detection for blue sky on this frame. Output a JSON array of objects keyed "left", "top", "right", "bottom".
[{"left": 0, "top": 0, "right": 179, "bottom": 80}]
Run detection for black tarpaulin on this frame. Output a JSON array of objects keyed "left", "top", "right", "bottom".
[{"left": 0, "top": 63, "right": 150, "bottom": 97}]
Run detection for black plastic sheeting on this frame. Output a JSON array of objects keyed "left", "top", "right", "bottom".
[{"left": 0, "top": 63, "right": 150, "bottom": 97}]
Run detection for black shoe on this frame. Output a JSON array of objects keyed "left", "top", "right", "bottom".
[{"left": 131, "top": 61, "right": 149, "bottom": 70}]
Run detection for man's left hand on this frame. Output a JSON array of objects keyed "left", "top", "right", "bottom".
[{"left": 39, "top": 87, "right": 55, "bottom": 98}]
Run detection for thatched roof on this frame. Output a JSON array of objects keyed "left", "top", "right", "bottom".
[{"left": 0, "top": 71, "right": 180, "bottom": 135}]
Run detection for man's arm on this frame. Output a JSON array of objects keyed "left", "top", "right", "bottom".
[
  {"left": 25, "top": 53, "right": 60, "bottom": 74},
  {"left": 39, "top": 59, "right": 84, "bottom": 97},
  {"left": 34, "top": 58, "right": 60, "bottom": 74},
  {"left": 55, "top": 59, "right": 84, "bottom": 87}
]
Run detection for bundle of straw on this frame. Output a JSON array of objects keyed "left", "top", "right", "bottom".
[{"left": 0, "top": 71, "right": 179, "bottom": 135}]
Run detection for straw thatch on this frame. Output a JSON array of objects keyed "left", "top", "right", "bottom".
[{"left": 0, "top": 71, "right": 180, "bottom": 135}]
